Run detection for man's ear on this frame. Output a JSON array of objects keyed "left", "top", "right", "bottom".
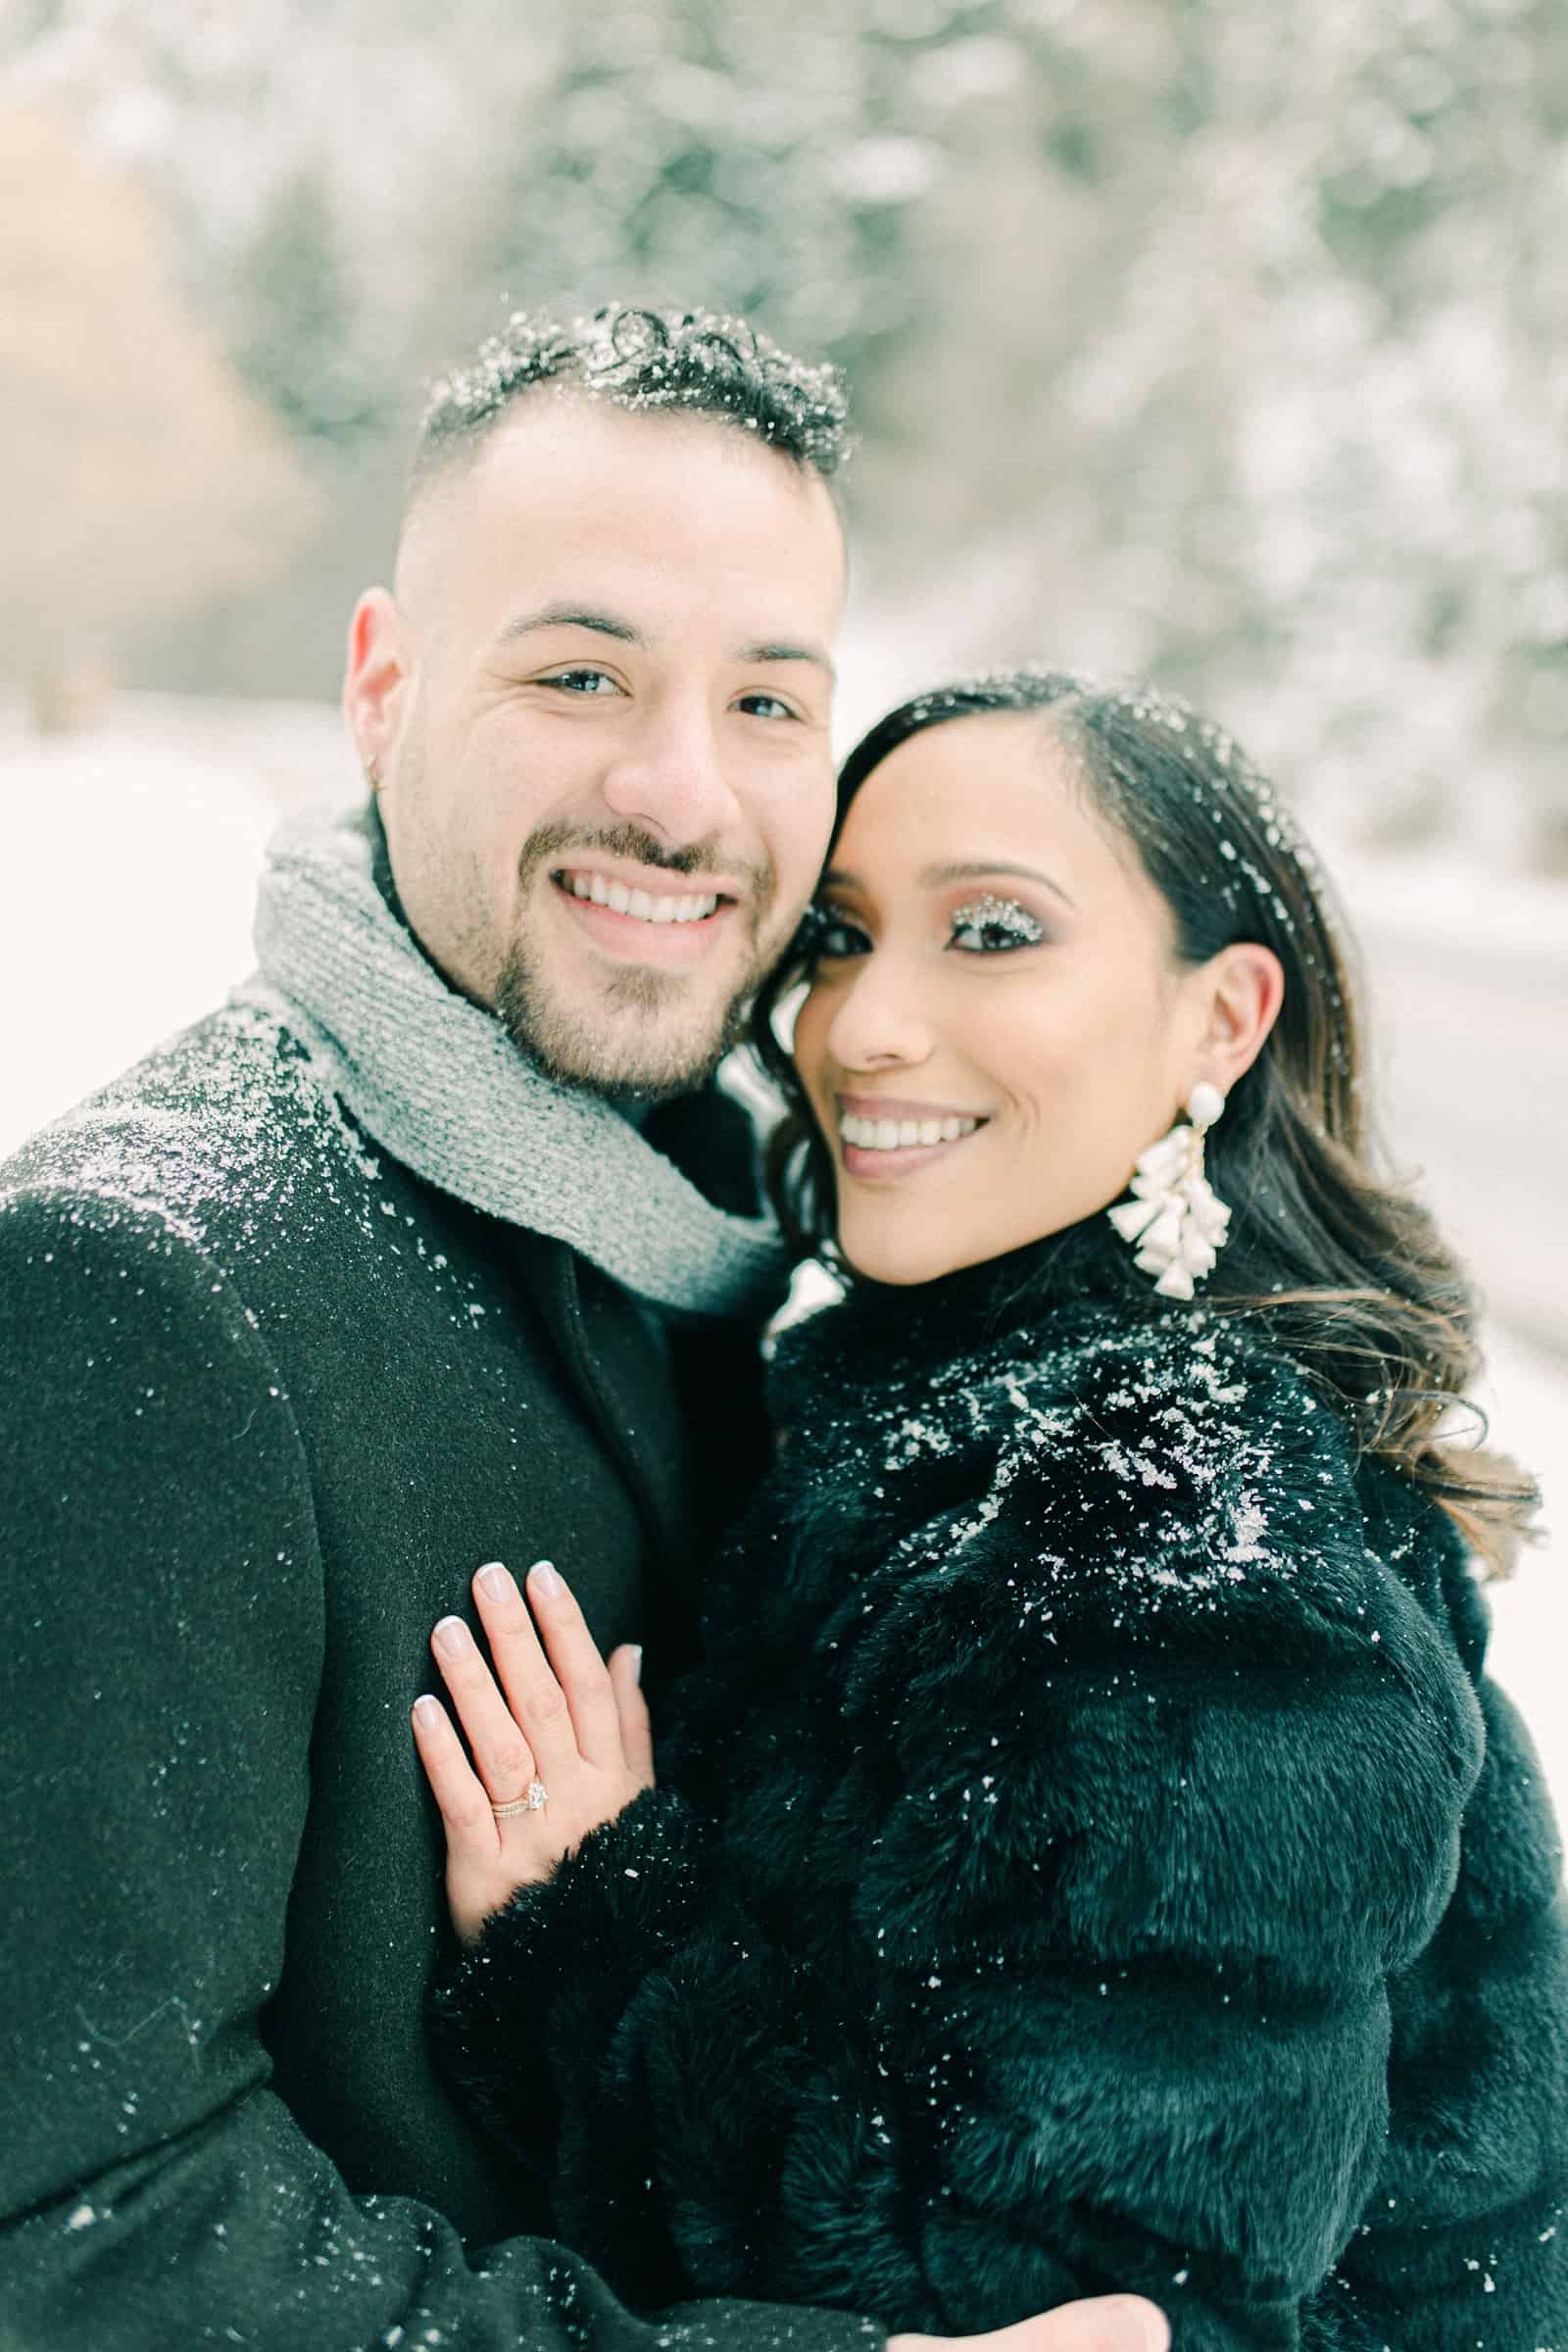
[
  {"left": 343, "top": 589, "right": 412, "bottom": 786},
  {"left": 1195, "top": 942, "right": 1286, "bottom": 1095}
]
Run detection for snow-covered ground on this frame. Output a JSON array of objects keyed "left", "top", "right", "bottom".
[{"left": 2, "top": 691, "right": 1564, "bottom": 1812}]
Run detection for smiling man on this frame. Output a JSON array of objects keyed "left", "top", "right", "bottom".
[
  {"left": 0, "top": 307, "right": 1163, "bottom": 2352},
  {"left": 355, "top": 376, "right": 842, "bottom": 1099}
]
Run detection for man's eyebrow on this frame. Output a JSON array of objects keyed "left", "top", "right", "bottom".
[
  {"left": 822, "top": 858, "right": 1076, "bottom": 909},
  {"left": 739, "top": 641, "right": 837, "bottom": 685},
  {"left": 490, "top": 611, "right": 834, "bottom": 681},
  {"left": 493, "top": 603, "right": 645, "bottom": 648}
]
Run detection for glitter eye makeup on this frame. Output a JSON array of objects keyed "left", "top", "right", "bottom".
[
  {"left": 800, "top": 901, "right": 870, "bottom": 958},
  {"left": 949, "top": 894, "right": 1047, "bottom": 952}
]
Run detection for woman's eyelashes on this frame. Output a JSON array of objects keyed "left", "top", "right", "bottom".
[
  {"left": 802, "top": 893, "right": 1049, "bottom": 962},
  {"left": 949, "top": 894, "right": 1048, "bottom": 953},
  {"left": 800, "top": 903, "right": 871, "bottom": 959}
]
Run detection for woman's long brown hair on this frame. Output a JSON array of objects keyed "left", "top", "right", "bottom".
[{"left": 752, "top": 671, "right": 1539, "bottom": 1576}]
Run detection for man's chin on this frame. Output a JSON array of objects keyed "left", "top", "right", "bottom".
[
  {"left": 495, "top": 963, "right": 748, "bottom": 1103},
  {"left": 518, "top": 1039, "right": 727, "bottom": 1105}
]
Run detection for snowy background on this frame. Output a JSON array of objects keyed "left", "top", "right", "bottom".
[{"left": 2, "top": 8, "right": 1564, "bottom": 1800}]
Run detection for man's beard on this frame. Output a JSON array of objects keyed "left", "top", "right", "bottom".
[{"left": 495, "top": 821, "right": 778, "bottom": 1102}]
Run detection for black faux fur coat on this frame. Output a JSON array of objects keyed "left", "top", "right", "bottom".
[{"left": 433, "top": 1241, "right": 1568, "bottom": 2350}]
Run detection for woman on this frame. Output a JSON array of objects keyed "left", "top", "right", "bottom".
[{"left": 411, "top": 673, "right": 1567, "bottom": 2349}]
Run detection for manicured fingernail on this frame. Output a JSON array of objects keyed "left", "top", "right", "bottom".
[
  {"left": 433, "top": 1616, "right": 470, "bottom": 1657},
  {"left": 1133, "top": 2302, "right": 1171, "bottom": 2352},
  {"left": 413, "top": 1694, "right": 442, "bottom": 1729},
  {"left": 475, "top": 1561, "right": 512, "bottom": 1600},
  {"left": 527, "top": 1560, "right": 563, "bottom": 1599},
  {"left": 628, "top": 1644, "right": 643, "bottom": 1684}
]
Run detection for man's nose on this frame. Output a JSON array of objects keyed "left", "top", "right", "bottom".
[
  {"left": 598, "top": 697, "right": 743, "bottom": 852},
  {"left": 824, "top": 957, "right": 933, "bottom": 1072}
]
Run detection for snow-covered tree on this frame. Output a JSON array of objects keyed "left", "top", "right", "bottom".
[{"left": 3, "top": 1, "right": 1562, "bottom": 858}]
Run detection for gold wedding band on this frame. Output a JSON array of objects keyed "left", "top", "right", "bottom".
[{"left": 491, "top": 1779, "right": 548, "bottom": 1820}]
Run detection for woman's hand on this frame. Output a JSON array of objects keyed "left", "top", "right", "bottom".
[
  {"left": 889, "top": 2300, "right": 1167, "bottom": 2352},
  {"left": 411, "top": 1559, "right": 653, "bottom": 1945}
]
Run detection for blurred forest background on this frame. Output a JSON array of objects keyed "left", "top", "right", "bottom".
[{"left": 3, "top": 0, "right": 1566, "bottom": 866}]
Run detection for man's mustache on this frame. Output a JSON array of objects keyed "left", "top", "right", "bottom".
[{"left": 518, "top": 820, "right": 776, "bottom": 910}]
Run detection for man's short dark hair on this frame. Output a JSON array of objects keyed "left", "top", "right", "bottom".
[{"left": 411, "top": 303, "right": 852, "bottom": 503}]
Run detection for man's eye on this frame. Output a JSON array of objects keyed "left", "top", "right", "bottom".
[
  {"left": 949, "top": 895, "right": 1047, "bottom": 954},
  {"left": 542, "top": 668, "right": 622, "bottom": 696},
  {"left": 801, "top": 906, "right": 870, "bottom": 959},
  {"left": 735, "top": 692, "right": 798, "bottom": 720}
]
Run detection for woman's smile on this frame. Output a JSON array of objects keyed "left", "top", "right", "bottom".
[{"left": 836, "top": 1093, "right": 990, "bottom": 1181}]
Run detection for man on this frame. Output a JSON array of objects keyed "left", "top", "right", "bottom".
[{"left": 0, "top": 307, "right": 1165, "bottom": 2352}]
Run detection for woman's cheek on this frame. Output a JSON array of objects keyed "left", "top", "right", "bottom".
[{"left": 791, "top": 994, "right": 832, "bottom": 1123}]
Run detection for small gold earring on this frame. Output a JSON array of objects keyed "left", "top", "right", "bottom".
[{"left": 365, "top": 758, "right": 381, "bottom": 791}]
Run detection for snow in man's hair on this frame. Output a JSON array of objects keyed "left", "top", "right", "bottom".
[{"left": 412, "top": 302, "right": 852, "bottom": 493}]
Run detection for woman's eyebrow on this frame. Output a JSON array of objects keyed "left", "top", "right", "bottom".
[
  {"left": 822, "top": 859, "right": 1075, "bottom": 907},
  {"left": 918, "top": 858, "right": 1076, "bottom": 909}
]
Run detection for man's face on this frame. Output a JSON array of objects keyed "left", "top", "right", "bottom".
[{"left": 345, "top": 393, "right": 847, "bottom": 1098}]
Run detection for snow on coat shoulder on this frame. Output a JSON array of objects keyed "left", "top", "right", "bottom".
[{"left": 772, "top": 1303, "right": 1488, "bottom": 1993}]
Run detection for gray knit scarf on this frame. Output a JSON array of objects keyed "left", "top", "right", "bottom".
[{"left": 239, "top": 803, "right": 790, "bottom": 1320}]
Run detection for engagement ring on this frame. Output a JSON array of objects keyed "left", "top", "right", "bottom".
[{"left": 491, "top": 1780, "right": 548, "bottom": 1820}]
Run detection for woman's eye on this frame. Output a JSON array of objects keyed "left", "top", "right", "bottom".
[
  {"left": 542, "top": 668, "right": 623, "bottom": 697},
  {"left": 949, "top": 895, "right": 1047, "bottom": 954},
  {"left": 735, "top": 692, "right": 797, "bottom": 720},
  {"left": 801, "top": 906, "right": 870, "bottom": 959}
]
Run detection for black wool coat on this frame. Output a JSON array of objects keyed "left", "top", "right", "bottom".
[
  {"left": 433, "top": 1241, "right": 1568, "bottom": 2352},
  {"left": 0, "top": 1004, "right": 876, "bottom": 2352}
]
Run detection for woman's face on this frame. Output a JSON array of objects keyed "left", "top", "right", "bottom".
[{"left": 792, "top": 710, "right": 1231, "bottom": 1287}]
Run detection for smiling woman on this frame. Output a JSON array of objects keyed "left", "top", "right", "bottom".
[
  {"left": 757, "top": 666, "right": 1536, "bottom": 1567},
  {"left": 787, "top": 710, "right": 1281, "bottom": 1284}
]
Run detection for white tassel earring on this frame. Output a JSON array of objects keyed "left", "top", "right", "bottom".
[{"left": 1107, "top": 1081, "right": 1230, "bottom": 1299}]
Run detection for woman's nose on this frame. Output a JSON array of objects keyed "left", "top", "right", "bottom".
[{"left": 824, "top": 960, "right": 932, "bottom": 1072}]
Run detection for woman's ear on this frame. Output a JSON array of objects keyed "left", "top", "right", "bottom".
[{"left": 1195, "top": 942, "right": 1286, "bottom": 1096}]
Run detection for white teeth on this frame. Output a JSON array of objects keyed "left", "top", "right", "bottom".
[
  {"left": 839, "top": 1112, "right": 981, "bottom": 1152},
  {"left": 562, "top": 873, "right": 720, "bottom": 924}
]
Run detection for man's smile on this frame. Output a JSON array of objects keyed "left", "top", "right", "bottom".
[
  {"left": 547, "top": 861, "right": 740, "bottom": 969},
  {"left": 552, "top": 863, "right": 728, "bottom": 926}
]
